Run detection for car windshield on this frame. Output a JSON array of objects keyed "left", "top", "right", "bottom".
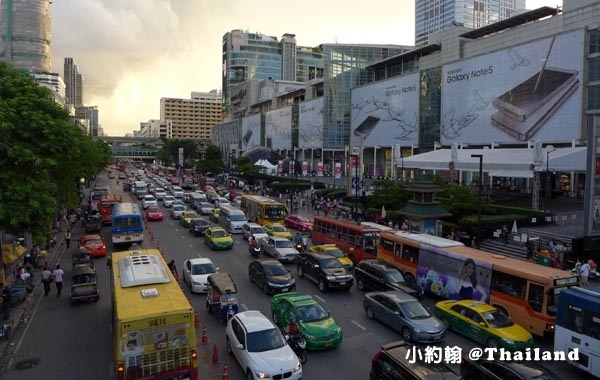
[
  {"left": 148, "top": 207, "right": 160, "bottom": 212},
  {"left": 399, "top": 301, "right": 431, "bottom": 319},
  {"left": 251, "top": 227, "right": 266, "bottom": 234},
  {"left": 275, "top": 240, "right": 294, "bottom": 248},
  {"left": 173, "top": 206, "right": 185, "bottom": 211},
  {"left": 324, "top": 248, "right": 344, "bottom": 258},
  {"left": 273, "top": 225, "right": 286, "bottom": 232},
  {"left": 85, "top": 239, "right": 102, "bottom": 245},
  {"left": 201, "top": 203, "right": 212, "bottom": 208},
  {"left": 194, "top": 219, "right": 208, "bottom": 226},
  {"left": 481, "top": 310, "right": 514, "bottom": 328},
  {"left": 297, "top": 304, "right": 329, "bottom": 322},
  {"left": 384, "top": 270, "right": 406, "bottom": 284},
  {"left": 185, "top": 212, "right": 198, "bottom": 219},
  {"left": 192, "top": 263, "right": 215, "bottom": 275},
  {"left": 246, "top": 328, "right": 285, "bottom": 352},
  {"left": 230, "top": 214, "right": 246, "bottom": 221},
  {"left": 211, "top": 230, "right": 226, "bottom": 238},
  {"left": 264, "top": 264, "right": 287, "bottom": 276},
  {"left": 295, "top": 216, "right": 310, "bottom": 222},
  {"left": 320, "top": 258, "right": 343, "bottom": 269}
]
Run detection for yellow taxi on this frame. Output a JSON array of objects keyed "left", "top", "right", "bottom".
[
  {"left": 179, "top": 210, "right": 199, "bottom": 228},
  {"left": 204, "top": 227, "right": 234, "bottom": 250},
  {"left": 209, "top": 208, "right": 220, "bottom": 223},
  {"left": 309, "top": 244, "right": 353, "bottom": 270},
  {"left": 263, "top": 223, "right": 292, "bottom": 240},
  {"left": 433, "top": 299, "right": 533, "bottom": 351}
]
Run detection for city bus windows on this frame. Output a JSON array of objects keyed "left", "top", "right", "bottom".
[
  {"left": 394, "top": 244, "right": 401, "bottom": 258},
  {"left": 346, "top": 229, "right": 356, "bottom": 244},
  {"left": 402, "top": 245, "right": 418, "bottom": 263},
  {"left": 527, "top": 283, "right": 544, "bottom": 313},
  {"left": 491, "top": 272, "right": 525, "bottom": 299},
  {"left": 380, "top": 238, "right": 394, "bottom": 254}
]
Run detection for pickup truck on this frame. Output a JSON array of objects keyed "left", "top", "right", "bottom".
[{"left": 296, "top": 251, "right": 353, "bottom": 292}]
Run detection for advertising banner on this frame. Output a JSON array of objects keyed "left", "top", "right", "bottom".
[
  {"left": 317, "top": 162, "right": 323, "bottom": 176},
  {"left": 441, "top": 30, "right": 584, "bottom": 144},
  {"left": 241, "top": 114, "right": 261, "bottom": 150},
  {"left": 299, "top": 98, "right": 324, "bottom": 149},
  {"left": 302, "top": 161, "right": 308, "bottom": 176},
  {"left": 334, "top": 162, "right": 342, "bottom": 179},
  {"left": 277, "top": 160, "right": 283, "bottom": 173},
  {"left": 351, "top": 73, "right": 420, "bottom": 148},
  {"left": 265, "top": 106, "right": 292, "bottom": 150}
]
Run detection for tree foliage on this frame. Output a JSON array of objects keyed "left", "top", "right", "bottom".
[
  {"left": 194, "top": 144, "right": 224, "bottom": 174},
  {"left": 0, "top": 62, "right": 111, "bottom": 241},
  {"left": 159, "top": 137, "right": 198, "bottom": 166}
]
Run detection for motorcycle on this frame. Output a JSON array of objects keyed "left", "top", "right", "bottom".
[
  {"left": 286, "top": 332, "right": 307, "bottom": 364},
  {"left": 294, "top": 241, "right": 303, "bottom": 252},
  {"left": 249, "top": 244, "right": 262, "bottom": 258}
]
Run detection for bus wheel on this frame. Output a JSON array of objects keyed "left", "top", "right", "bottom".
[{"left": 403, "top": 272, "right": 415, "bottom": 284}]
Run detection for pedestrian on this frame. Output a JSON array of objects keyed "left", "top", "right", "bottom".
[
  {"left": 106, "top": 255, "right": 112, "bottom": 270},
  {"left": 53, "top": 264, "right": 64, "bottom": 297},
  {"left": 579, "top": 259, "right": 591, "bottom": 287},
  {"left": 65, "top": 230, "right": 72, "bottom": 249},
  {"left": 1, "top": 283, "right": 10, "bottom": 320},
  {"left": 502, "top": 225, "right": 509, "bottom": 244},
  {"left": 168, "top": 260, "right": 178, "bottom": 279},
  {"left": 41, "top": 266, "right": 52, "bottom": 296}
]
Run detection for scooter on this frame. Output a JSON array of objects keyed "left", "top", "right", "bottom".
[
  {"left": 286, "top": 332, "right": 307, "bottom": 363},
  {"left": 249, "top": 244, "right": 262, "bottom": 258}
]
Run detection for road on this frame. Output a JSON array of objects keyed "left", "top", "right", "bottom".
[{"left": 0, "top": 172, "right": 595, "bottom": 380}]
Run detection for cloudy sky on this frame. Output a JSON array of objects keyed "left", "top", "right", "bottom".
[{"left": 50, "top": 0, "right": 562, "bottom": 137}]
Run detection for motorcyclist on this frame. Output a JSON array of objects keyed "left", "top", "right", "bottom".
[
  {"left": 294, "top": 231, "right": 303, "bottom": 245},
  {"left": 287, "top": 316, "right": 299, "bottom": 335},
  {"left": 249, "top": 234, "right": 259, "bottom": 256}
]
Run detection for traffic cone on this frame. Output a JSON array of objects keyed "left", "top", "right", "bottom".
[
  {"left": 211, "top": 344, "right": 220, "bottom": 365},
  {"left": 195, "top": 311, "right": 200, "bottom": 329},
  {"left": 201, "top": 326, "right": 209, "bottom": 344},
  {"left": 221, "top": 364, "right": 229, "bottom": 380}
]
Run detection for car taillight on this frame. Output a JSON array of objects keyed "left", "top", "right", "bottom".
[
  {"left": 116, "top": 363, "right": 125, "bottom": 380},
  {"left": 191, "top": 349, "right": 198, "bottom": 368},
  {"left": 102, "top": 244, "right": 106, "bottom": 250}
]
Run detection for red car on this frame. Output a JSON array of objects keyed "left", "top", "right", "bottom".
[
  {"left": 284, "top": 214, "right": 314, "bottom": 231},
  {"left": 146, "top": 206, "right": 164, "bottom": 221},
  {"left": 170, "top": 177, "right": 180, "bottom": 185},
  {"left": 79, "top": 235, "right": 107, "bottom": 257},
  {"left": 118, "top": 173, "right": 127, "bottom": 180}
]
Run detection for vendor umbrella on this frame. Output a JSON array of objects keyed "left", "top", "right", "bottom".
[
  {"left": 381, "top": 205, "right": 386, "bottom": 219},
  {"left": 511, "top": 219, "right": 518, "bottom": 234}
]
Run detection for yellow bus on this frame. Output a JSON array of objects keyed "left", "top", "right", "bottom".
[
  {"left": 377, "top": 230, "right": 579, "bottom": 338},
  {"left": 239, "top": 195, "right": 287, "bottom": 225},
  {"left": 111, "top": 249, "right": 198, "bottom": 380}
]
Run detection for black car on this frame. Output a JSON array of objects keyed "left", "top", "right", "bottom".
[
  {"left": 189, "top": 218, "right": 210, "bottom": 236},
  {"left": 460, "top": 357, "right": 561, "bottom": 380},
  {"left": 355, "top": 259, "right": 424, "bottom": 300},
  {"left": 248, "top": 259, "right": 296, "bottom": 295},
  {"left": 296, "top": 251, "right": 353, "bottom": 292},
  {"left": 370, "top": 341, "right": 460, "bottom": 380}
]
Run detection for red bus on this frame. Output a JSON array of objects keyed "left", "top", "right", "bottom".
[
  {"left": 311, "top": 216, "right": 381, "bottom": 264},
  {"left": 98, "top": 194, "right": 123, "bottom": 225}
]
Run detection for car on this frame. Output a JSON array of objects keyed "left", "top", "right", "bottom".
[
  {"left": 296, "top": 251, "right": 353, "bottom": 292},
  {"left": 354, "top": 259, "right": 424, "bottom": 300},
  {"left": 215, "top": 197, "right": 230, "bottom": 208},
  {"left": 171, "top": 185, "right": 184, "bottom": 198},
  {"left": 172, "top": 199, "right": 186, "bottom": 208},
  {"left": 225, "top": 310, "right": 302, "bottom": 380},
  {"left": 145, "top": 205, "right": 164, "bottom": 221},
  {"left": 197, "top": 202, "right": 214, "bottom": 215},
  {"left": 154, "top": 188, "right": 167, "bottom": 200},
  {"left": 271, "top": 292, "right": 342, "bottom": 350},
  {"left": 78, "top": 234, "right": 107, "bottom": 257},
  {"left": 162, "top": 195, "right": 176, "bottom": 208},
  {"left": 108, "top": 172, "right": 116, "bottom": 179},
  {"left": 284, "top": 214, "right": 313, "bottom": 232},
  {"left": 118, "top": 173, "right": 127, "bottom": 180},
  {"left": 263, "top": 223, "right": 293, "bottom": 240},
  {"left": 189, "top": 218, "right": 210, "bottom": 236},
  {"left": 363, "top": 290, "right": 446, "bottom": 343},
  {"left": 206, "top": 191, "right": 220, "bottom": 203},
  {"left": 259, "top": 236, "right": 300, "bottom": 263},
  {"left": 180, "top": 211, "right": 199, "bottom": 228},
  {"left": 309, "top": 244, "right": 353, "bottom": 271},
  {"left": 170, "top": 205, "right": 187, "bottom": 219},
  {"left": 433, "top": 299, "right": 534, "bottom": 351},
  {"left": 170, "top": 178, "right": 180, "bottom": 186},
  {"left": 209, "top": 207, "right": 220, "bottom": 223},
  {"left": 204, "top": 227, "right": 234, "bottom": 250},
  {"left": 248, "top": 259, "right": 295, "bottom": 295},
  {"left": 460, "top": 356, "right": 561, "bottom": 380},
  {"left": 370, "top": 341, "right": 460, "bottom": 380},
  {"left": 242, "top": 222, "right": 269, "bottom": 241},
  {"left": 231, "top": 196, "right": 242, "bottom": 208},
  {"left": 182, "top": 258, "right": 218, "bottom": 293}
]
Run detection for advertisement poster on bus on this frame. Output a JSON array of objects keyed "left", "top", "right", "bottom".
[
  {"left": 416, "top": 246, "right": 492, "bottom": 303},
  {"left": 241, "top": 113, "right": 261, "bottom": 150},
  {"left": 265, "top": 106, "right": 292, "bottom": 150},
  {"left": 119, "top": 321, "right": 191, "bottom": 367},
  {"left": 441, "top": 29, "right": 584, "bottom": 144},
  {"left": 299, "top": 98, "right": 324, "bottom": 149}
]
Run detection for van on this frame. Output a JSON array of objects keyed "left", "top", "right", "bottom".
[
  {"left": 133, "top": 181, "right": 146, "bottom": 194},
  {"left": 219, "top": 205, "right": 247, "bottom": 234},
  {"left": 189, "top": 192, "right": 207, "bottom": 210}
]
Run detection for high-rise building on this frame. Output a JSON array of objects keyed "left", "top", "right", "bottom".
[
  {"left": 415, "top": 0, "right": 526, "bottom": 47},
  {"left": 0, "top": 0, "right": 51, "bottom": 72},
  {"left": 222, "top": 30, "right": 323, "bottom": 114},
  {"left": 160, "top": 90, "right": 223, "bottom": 141},
  {"left": 76, "top": 106, "right": 99, "bottom": 136},
  {"left": 30, "top": 70, "right": 66, "bottom": 105},
  {"left": 64, "top": 57, "right": 83, "bottom": 106}
]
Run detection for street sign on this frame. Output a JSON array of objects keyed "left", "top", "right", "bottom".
[{"left": 352, "top": 177, "right": 360, "bottom": 189}]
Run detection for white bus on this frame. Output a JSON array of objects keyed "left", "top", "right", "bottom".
[{"left": 218, "top": 205, "right": 247, "bottom": 234}]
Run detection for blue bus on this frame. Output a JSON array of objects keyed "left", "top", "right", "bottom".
[
  {"left": 555, "top": 286, "right": 600, "bottom": 377},
  {"left": 111, "top": 202, "right": 144, "bottom": 248}
]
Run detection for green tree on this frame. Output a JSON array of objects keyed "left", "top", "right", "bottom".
[
  {"left": 194, "top": 145, "right": 224, "bottom": 174},
  {"left": 159, "top": 137, "right": 198, "bottom": 166},
  {"left": 368, "top": 179, "right": 410, "bottom": 212}
]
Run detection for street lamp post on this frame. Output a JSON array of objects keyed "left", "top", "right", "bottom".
[
  {"left": 471, "top": 154, "right": 483, "bottom": 248},
  {"left": 289, "top": 157, "right": 296, "bottom": 213},
  {"left": 546, "top": 148, "right": 557, "bottom": 209}
]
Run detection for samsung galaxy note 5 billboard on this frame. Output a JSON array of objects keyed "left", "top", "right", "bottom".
[{"left": 441, "top": 29, "right": 584, "bottom": 145}]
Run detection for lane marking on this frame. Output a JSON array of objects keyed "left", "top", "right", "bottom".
[
  {"left": 313, "top": 294, "right": 326, "bottom": 303},
  {"left": 351, "top": 320, "right": 367, "bottom": 331}
]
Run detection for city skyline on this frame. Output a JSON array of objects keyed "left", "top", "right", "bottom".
[{"left": 50, "top": 0, "right": 562, "bottom": 137}]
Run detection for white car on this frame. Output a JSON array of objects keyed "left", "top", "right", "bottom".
[
  {"left": 170, "top": 205, "right": 187, "bottom": 219},
  {"left": 154, "top": 188, "right": 167, "bottom": 200},
  {"left": 226, "top": 310, "right": 302, "bottom": 380},
  {"left": 182, "top": 258, "right": 218, "bottom": 293},
  {"left": 163, "top": 195, "right": 176, "bottom": 207},
  {"left": 215, "top": 197, "right": 230, "bottom": 208},
  {"left": 172, "top": 186, "right": 184, "bottom": 198},
  {"left": 259, "top": 236, "right": 300, "bottom": 263},
  {"left": 242, "top": 223, "right": 269, "bottom": 241},
  {"left": 198, "top": 202, "right": 214, "bottom": 215},
  {"left": 142, "top": 195, "right": 158, "bottom": 209}
]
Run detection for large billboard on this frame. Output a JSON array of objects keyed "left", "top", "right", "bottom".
[
  {"left": 350, "top": 73, "right": 420, "bottom": 148},
  {"left": 241, "top": 114, "right": 261, "bottom": 150},
  {"left": 265, "top": 106, "right": 292, "bottom": 150},
  {"left": 441, "top": 30, "right": 584, "bottom": 144},
  {"left": 298, "top": 98, "right": 324, "bottom": 149}
]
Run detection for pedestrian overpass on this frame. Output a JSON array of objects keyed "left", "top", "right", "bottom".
[{"left": 94, "top": 136, "right": 163, "bottom": 159}]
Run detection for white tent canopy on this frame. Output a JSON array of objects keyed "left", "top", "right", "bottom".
[
  {"left": 254, "top": 159, "right": 277, "bottom": 171},
  {"left": 399, "top": 147, "right": 587, "bottom": 178}
]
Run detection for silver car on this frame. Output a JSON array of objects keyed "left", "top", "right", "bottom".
[
  {"left": 198, "top": 202, "right": 214, "bottom": 215},
  {"left": 163, "top": 195, "right": 176, "bottom": 208},
  {"left": 260, "top": 236, "right": 299, "bottom": 263},
  {"left": 170, "top": 205, "right": 187, "bottom": 219}
]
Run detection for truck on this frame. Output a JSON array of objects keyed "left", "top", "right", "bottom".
[{"left": 295, "top": 251, "right": 354, "bottom": 292}]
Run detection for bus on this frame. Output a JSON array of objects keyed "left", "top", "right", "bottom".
[
  {"left": 555, "top": 286, "right": 600, "bottom": 377},
  {"left": 110, "top": 249, "right": 198, "bottom": 380},
  {"left": 98, "top": 194, "right": 123, "bottom": 225},
  {"left": 377, "top": 230, "right": 579, "bottom": 337},
  {"left": 240, "top": 195, "right": 287, "bottom": 225},
  {"left": 111, "top": 202, "right": 144, "bottom": 248},
  {"left": 311, "top": 216, "right": 382, "bottom": 264}
]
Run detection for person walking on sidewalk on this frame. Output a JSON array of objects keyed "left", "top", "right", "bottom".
[
  {"left": 65, "top": 230, "right": 72, "bottom": 249},
  {"left": 502, "top": 225, "right": 509, "bottom": 244},
  {"left": 53, "top": 264, "right": 64, "bottom": 297},
  {"left": 41, "top": 267, "right": 52, "bottom": 296}
]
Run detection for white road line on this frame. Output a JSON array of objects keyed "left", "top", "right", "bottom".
[
  {"left": 351, "top": 320, "right": 367, "bottom": 331},
  {"left": 240, "top": 303, "right": 249, "bottom": 311},
  {"left": 313, "top": 294, "right": 326, "bottom": 303}
]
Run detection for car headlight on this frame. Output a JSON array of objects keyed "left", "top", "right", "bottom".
[
  {"left": 413, "top": 328, "right": 423, "bottom": 333},
  {"left": 254, "top": 371, "right": 270, "bottom": 379},
  {"left": 336, "top": 327, "right": 342, "bottom": 334},
  {"left": 293, "top": 362, "right": 302, "bottom": 372},
  {"left": 326, "top": 275, "right": 336, "bottom": 280},
  {"left": 502, "top": 338, "right": 514, "bottom": 344},
  {"left": 304, "top": 333, "right": 316, "bottom": 341}
]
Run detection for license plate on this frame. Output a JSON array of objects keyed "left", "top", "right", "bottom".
[
  {"left": 125, "top": 236, "right": 131, "bottom": 241},
  {"left": 339, "top": 282, "right": 346, "bottom": 286},
  {"left": 324, "top": 342, "right": 332, "bottom": 347},
  {"left": 282, "top": 288, "right": 288, "bottom": 292}
]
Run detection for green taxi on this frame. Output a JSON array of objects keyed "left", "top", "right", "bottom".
[
  {"left": 209, "top": 207, "right": 220, "bottom": 223},
  {"left": 263, "top": 223, "right": 293, "bottom": 240},
  {"left": 433, "top": 299, "right": 534, "bottom": 351},
  {"left": 204, "top": 227, "right": 234, "bottom": 250},
  {"left": 309, "top": 244, "right": 353, "bottom": 270},
  {"left": 270, "top": 292, "right": 342, "bottom": 350},
  {"left": 179, "top": 210, "right": 199, "bottom": 228}
]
